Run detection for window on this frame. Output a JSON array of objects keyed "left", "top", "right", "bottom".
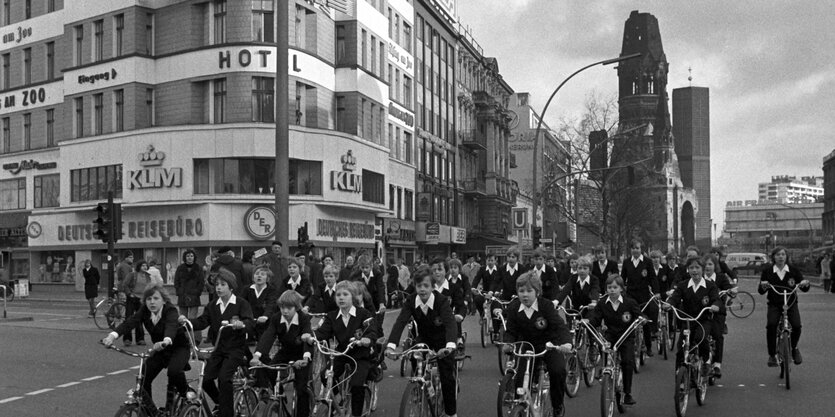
[
  {"left": 404, "top": 76, "right": 412, "bottom": 109},
  {"left": 193, "top": 158, "right": 321, "bottom": 196},
  {"left": 23, "top": 48, "right": 31, "bottom": 84},
  {"left": 34, "top": 174, "right": 60, "bottom": 208},
  {"left": 145, "top": 13, "right": 154, "bottom": 54},
  {"left": 252, "top": 76, "right": 275, "bottom": 122},
  {"left": 46, "top": 109, "right": 54, "bottom": 147},
  {"left": 23, "top": 113, "right": 31, "bottom": 150},
  {"left": 75, "top": 97, "right": 84, "bottom": 137},
  {"left": 0, "top": 178, "right": 25, "bottom": 211},
  {"left": 394, "top": 15, "right": 399, "bottom": 44},
  {"left": 370, "top": 35, "right": 376, "bottom": 74},
  {"left": 394, "top": 69, "right": 400, "bottom": 101},
  {"left": 336, "top": 96, "right": 346, "bottom": 132},
  {"left": 70, "top": 164, "right": 123, "bottom": 202},
  {"left": 253, "top": 0, "right": 274, "bottom": 42},
  {"left": 380, "top": 41, "right": 385, "bottom": 77},
  {"left": 75, "top": 25, "right": 84, "bottom": 65},
  {"left": 146, "top": 88, "right": 154, "bottom": 126},
  {"left": 394, "top": 127, "right": 401, "bottom": 160},
  {"left": 387, "top": 64, "right": 393, "bottom": 99},
  {"left": 213, "top": 79, "right": 226, "bottom": 123},
  {"left": 294, "top": 5, "right": 304, "bottom": 48},
  {"left": 403, "top": 23, "right": 412, "bottom": 52},
  {"left": 389, "top": 184, "right": 395, "bottom": 211},
  {"left": 362, "top": 170, "right": 385, "bottom": 204},
  {"left": 47, "top": 0, "right": 55, "bottom": 13},
  {"left": 25, "top": 0, "right": 31, "bottom": 19},
  {"left": 294, "top": 82, "right": 304, "bottom": 125},
  {"left": 336, "top": 25, "right": 346, "bottom": 63},
  {"left": 1, "top": 117, "right": 8, "bottom": 153},
  {"left": 404, "top": 189, "right": 413, "bottom": 220},
  {"left": 359, "top": 98, "right": 366, "bottom": 138},
  {"left": 378, "top": 107, "right": 384, "bottom": 144},
  {"left": 370, "top": 103, "right": 375, "bottom": 141},
  {"left": 115, "top": 14, "right": 124, "bottom": 56},
  {"left": 361, "top": 29, "right": 367, "bottom": 68},
  {"left": 114, "top": 89, "right": 124, "bottom": 132},
  {"left": 46, "top": 42, "right": 55, "bottom": 80},
  {"left": 94, "top": 20, "right": 104, "bottom": 61},
  {"left": 289, "top": 159, "right": 322, "bottom": 195},
  {"left": 94, "top": 93, "right": 103, "bottom": 135},
  {"left": 404, "top": 132, "right": 412, "bottom": 163},
  {"left": 2, "top": 53, "right": 9, "bottom": 89},
  {"left": 387, "top": 8, "right": 392, "bottom": 38},
  {"left": 2, "top": 0, "right": 8, "bottom": 26},
  {"left": 214, "top": 0, "right": 226, "bottom": 44}
]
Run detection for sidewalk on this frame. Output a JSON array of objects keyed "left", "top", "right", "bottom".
[{"left": 14, "top": 283, "right": 182, "bottom": 305}]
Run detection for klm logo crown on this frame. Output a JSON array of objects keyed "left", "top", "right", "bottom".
[
  {"left": 341, "top": 150, "right": 356, "bottom": 171},
  {"left": 138, "top": 145, "right": 166, "bottom": 167}
]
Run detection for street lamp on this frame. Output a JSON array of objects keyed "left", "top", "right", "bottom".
[{"left": 530, "top": 53, "right": 642, "bottom": 245}]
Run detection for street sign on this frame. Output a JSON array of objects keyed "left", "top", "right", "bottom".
[{"left": 541, "top": 238, "right": 553, "bottom": 243}]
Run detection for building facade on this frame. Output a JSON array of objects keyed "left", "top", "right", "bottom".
[
  {"left": 672, "top": 86, "right": 711, "bottom": 249},
  {"left": 757, "top": 175, "right": 824, "bottom": 204},
  {"left": 723, "top": 200, "right": 823, "bottom": 255},
  {"left": 0, "top": 0, "right": 424, "bottom": 286},
  {"left": 823, "top": 150, "right": 835, "bottom": 246}
]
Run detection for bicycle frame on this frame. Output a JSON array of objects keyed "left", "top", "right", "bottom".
[
  {"left": 180, "top": 320, "right": 235, "bottom": 415},
  {"left": 103, "top": 343, "right": 157, "bottom": 410},
  {"left": 312, "top": 339, "right": 360, "bottom": 416},
  {"left": 248, "top": 363, "right": 295, "bottom": 408},
  {"left": 764, "top": 283, "right": 800, "bottom": 389},
  {"left": 498, "top": 341, "right": 554, "bottom": 417}
]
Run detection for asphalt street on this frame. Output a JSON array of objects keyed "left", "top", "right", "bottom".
[{"left": 1, "top": 279, "right": 833, "bottom": 417}]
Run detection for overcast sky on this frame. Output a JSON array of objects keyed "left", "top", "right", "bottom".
[{"left": 456, "top": 0, "right": 834, "bottom": 235}]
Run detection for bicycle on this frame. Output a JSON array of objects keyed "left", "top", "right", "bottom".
[
  {"left": 388, "top": 343, "right": 458, "bottom": 417},
  {"left": 308, "top": 312, "right": 329, "bottom": 397},
  {"left": 558, "top": 303, "right": 593, "bottom": 397},
  {"left": 580, "top": 315, "right": 648, "bottom": 417},
  {"left": 399, "top": 317, "right": 420, "bottom": 377},
  {"left": 310, "top": 339, "right": 371, "bottom": 417},
  {"left": 389, "top": 289, "right": 412, "bottom": 310},
  {"left": 0, "top": 283, "right": 14, "bottom": 302},
  {"left": 763, "top": 283, "right": 801, "bottom": 390},
  {"left": 93, "top": 288, "right": 127, "bottom": 331},
  {"left": 496, "top": 341, "right": 566, "bottom": 417},
  {"left": 725, "top": 289, "right": 755, "bottom": 319},
  {"left": 662, "top": 305, "right": 714, "bottom": 417},
  {"left": 647, "top": 296, "right": 672, "bottom": 361},
  {"left": 489, "top": 292, "right": 518, "bottom": 373},
  {"left": 247, "top": 363, "right": 298, "bottom": 417}
]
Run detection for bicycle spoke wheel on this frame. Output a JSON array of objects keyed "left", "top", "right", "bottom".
[
  {"left": 399, "top": 381, "right": 428, "bottom": 417},
  {"left": 93, "top": 300, "right": 109, "bottom": 330},
  {"left": 781, "top": 336, "right": 791, "bottom": 390},
  {"left": 177, "top": 403, "right": 202, "bottom": 417},
  {"left": 674, "top": 366, "right": 689, "bottom": 417},
  {"left": 583, "top": 345, "right": 598, "bottom": 387},
  {"left": 106, "top": 302, "right": 127, "bottom": 331},
  {"left": 600, "top": 374, "right": 614, "bottom": 417},
  {"left": 481, "top": 318, "right": 488, "bottom": 348},
  {"left": 633, "top": 331, "right": 642, "bottom": 374},
  {"left": 509, "top": 404, "right": 527, "bottom": 417},
  {"left": 312, "top": 400, "right": 331, "bottom": 417},
  {"left": 114, "top": 403, "right": 142, "bottom": 417},
  {"left": 233, "top": 387, "right": 259, "bottom": 417},
  {"left": 311, "top": 350, "right": 326, "bottom": 396},
  {"left": 497, "top": 372, "right": 516, "bottom": 417},
  {"left": 728, "top": 291, "right": 756, "bottom": 318},
  {"left": 565, "top": 354, "right": 580, "bottom": 398},
  {"left": 497, "top": 345, "right": 507, "bottom": 374}
]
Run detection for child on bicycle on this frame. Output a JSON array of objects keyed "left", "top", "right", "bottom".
[
  {"left": 501, "top": 272, "right": 572, "bottom": 416},
  {"left": 251, "top": 290, "right": 313, "bottom": 417},
  {"left": 758, "top": 246, "right": 810, "bottom": 367},
  {"left": 585, "top": 275, "right": 642, "bottom": 405},
  {"left": 103, "top": 284, "right": 189, "bottom": 414},
  {"left": 431, "top": 257, "right": 467, "bottom": 347},
  {"left": 179, "top": 268, "right": 254, "bottom": 417},
  {"left": 664, "top": 257, "right": 720, "bottom": 376},
  {"left": 556, "top": 254, "right": 600, "bottom": 313},
  {"left": 703, "top": 254, "right": 735, "bottom": 378},
  {"left": 305, "top": 264, "right": 340, "bottom": 313},
  {"left": 386, "top": 267, "right": 459, "bottom": 417},
  {"left": 243, "top": 265, "right": 278, "bottom": 341},
  {"left": 308, "top": 280, "right": 378, "bottom": 417}
]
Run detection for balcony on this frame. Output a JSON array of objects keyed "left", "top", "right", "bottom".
[
  {"left": 461, "top": 178, "right": 487, "bottom": 197},
  {"left": 458, "top": 129, "right": 486, "bottom": 151}
]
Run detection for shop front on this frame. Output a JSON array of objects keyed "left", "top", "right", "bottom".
[
  {"left": 415, "top": 222, "right": 466, "bottom": 261},
  {"left": 0, "top": 212, "right": 30, "bottom": 284},
  {"left": 383, "top": 218, "right": 417, "bottom": 265}
]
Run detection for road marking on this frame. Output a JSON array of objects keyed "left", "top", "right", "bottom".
[
  {"left": 55, "top": 381, "right": 81, "bottom": 388},
  {"left": 759, "top": 384, "right": 766, "bottom": 387},
  {"left": 737, "top": 384, "right": 745, "bottom": 387},
  {"left": 81, "top": 376, "right": 104, "bottom": 381},
  {"left": 25, "top": 389, "right": 53, "bottom": 396},
  {"left": 130, "top": 365, "right": 140, "bottom": 369},
  {"left": 108, "top": 369, "right": 130, "bottom": 375},
  {"left": 0, "top": 397, "right": 24, "bottom": 404}
]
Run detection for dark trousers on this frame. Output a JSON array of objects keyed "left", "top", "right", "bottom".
[
  {"left": 613, "top": 337, "right": 635, "bottom": 395},
  {"left": 711, "top": 314, "right": 726, "bottom": 363},
  {"left": 203, "top": 350, "right": 244, "bottom": 417},
  {"left": 766, "top": 304, "right": 802, "bottom": 356},
  {"left": 473, "top": 294, "right": 485, "bottom": 317},
  {"left": 326, "top": 356, "right": 371, "bottom": 417},
  {"left": 143, "top": 345, "right": 190, "bottom": 408},
  {"left": 514, "top": 351, "right": 566, "bottom": 413},
  {"left": 437, "top": 355, "right": 457, "bottom": 415},
  {"left": 676, "top": 320, "right": 713, "bottom": 367},
  {"left": 639, "top": 299, "right": 659, "bottom": 348},
  {"left": 123, "top": 296, "right": 145, "bottom": 342}
]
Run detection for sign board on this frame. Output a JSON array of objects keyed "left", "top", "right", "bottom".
[
  {"left": 244, "top": 206, "right": 276, "bottom": 240},
  {"left": 450, "top": 227, "right": 466, "bottom": 244},
  {"left": 512, "top": 208, "right": 528, "bottom": 230},
  {"left": 426, "top": 222, "right": 440, "bottom": 245}
]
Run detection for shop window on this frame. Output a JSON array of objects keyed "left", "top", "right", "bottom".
[
  {"left": 362, "top": 169, "right": 384, "bottom": 204},
  {"left": 70, "top": 164, "right": 122, "bottom": 202},
  {"left": 0, "top": 178, "right": 25, "bottom": 210},
  {"left": 252, "top": 76, "right": 274, "bottom": 122},
  {"left": 194, "top": 158, "right": 321, "bottom": 196},
  {"left": 36, "top": 252, "right": 75, "bottom": 283},
  {"left": 34, "top": 174, "right": 59, "bottom": 208}
]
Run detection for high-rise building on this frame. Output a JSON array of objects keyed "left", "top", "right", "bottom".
[
  {"left": 673, "top": 86, "right": 711, "bottom": 249},
  {"left": 757, "top": 175, "right": 824, "bottom": 203}
]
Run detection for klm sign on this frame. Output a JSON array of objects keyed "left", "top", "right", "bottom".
[
  {"left": 331, "top": 150, "right": 362, "bottom": 193},
  {"left": 129, "top": 145, "right": 183, "bottom": 190}
]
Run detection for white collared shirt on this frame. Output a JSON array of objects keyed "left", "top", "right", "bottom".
[
  {"left": 288, "top": 276, "right": 301, "bottom": 290},
  {"left": 773, "top": 264, "right": 789, "bottom": 280},
  {"left": 363, "top": 271, "right": 374, "bottom": 285},
  {"left": 606, "top": 295, "right": 624, "bottom": 305},
  {"left": 632, "top": 255, "right": 644, "bottom": 268},
  {"left": 415, "top": 293, "right": 435, "bottom": 315},
  {"left": 598, "top": 261, "right": 607, "bottom": 271},
  {"left": 532, "top": 266, "right": 545, "bottom": 278},
  {"left": 151, "top": 310, "right": 162, "bottom": 326},
  {"left": 324, "top": 285, "right": 335, "bottom": 297},
  {"left": 486, "top": 266, "right": 497, "bottom": 274},
  {"left": 435, "top": 279, "right": 450, "bottom": 293},
  {"left": 518, "top": 299, "right": 539, "bottom": 319},
  {"left": 280, "top": 312, "right": 299, "bottom": 330},
  {"left": 250, "top": 284, "right": 266, "bottom": 298},
  {"left": 506, "top": 264, "right": 518, "bottom": 275},
  {"left": 216, "top": 294, "right": 237, "bottom": 315},
  {"left": 704, "top": 273, "right": 716, "bottom": 282},
  {"left": 578, "top": 275, "right": 590, "bottom": 289},
  {"left": 336, "top": 306, "right": 357, "bottom": 327},
  {"left": 687, "top": 278, "right": 707, "bottom": 292}
]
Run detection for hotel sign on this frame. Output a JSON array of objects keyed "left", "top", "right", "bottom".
[
  {"left": 331, "top": 150, "right": 362, "bottom": 193},
  {"left": 3, "top": 159, "right": 57, "bottom": 175},
  {"left": 128, "top": 145, "right": 183, "bottom": 189}
]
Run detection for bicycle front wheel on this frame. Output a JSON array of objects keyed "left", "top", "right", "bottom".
[
  {"left": 93, "top": 299, "right": 109, "bottom": 330},
  {"left": 633, "top": 329, "right": 643, "bottom": 374},
  {"left": 399, "top": 381, "right": 428, "bottom": 417},
  {"left": 177, "top": 403, "right": 203, "bottom": 417},
  {"left": 780, "top": 334, "right": 791, "bottom": 390},
  {"left": 263, "top": 399, "right": 289, "bottom": 417},
  {"left": 114, "top": 404, "right": 144, "bottom": 417},
  {"left": 600, "top": 373, "right": 615, "bottom": 417},
  {"left": 233, "top": 387, "right": 259, "bottom": 417},
  {"left": 674, "top": 366, "right": 689, "bottom": 417},
  {"left": 583, "top": 344, "right": 598, "bottom": 387},
  {"left": 508, "top": 404, "right": 527, "bottom": 417},
  {"left": 311, "top": 400, "right": 331, "bottom": 417},
  {"left": 565, "top": 354, "right": 580, "bottom": 398},
  {"left": 480, "top": 317, "right": 488, "bottom": 348},
  {"left": 106, "top": 301, "right": 127, "bottom": 331},
  {"left": 728, "top": 291, "right": 756, "bottom": 318},
  {"left": 497, "top": 372, "right": 516, "bottom": 417}
]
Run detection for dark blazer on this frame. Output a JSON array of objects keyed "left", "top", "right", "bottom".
[
  {"left": 314, "top": 307, "right": 379, "bottom": 359},
  {"left": 279, "top": 275, "right": 314, "bottom": 303},
  {"left": 588, "top": 296, "right": 643, "bottom": 341},
  {"left": 338, "top": 266, "right": 355, "bottom": 283},
  {"left": 256, "top": 312, "right": 313, "bottom": 362},
  {"left": 556, "top": 274, "right": 600, "bottom": 308},
  {"left": 667, "top": 279, "right": 721, "bottom": 322},
  {"left": 503, "top": 297, "right": 571, "bottom": 352},
  {"left": 493, "top": 263, "right": 528, "bottom": 301},
  {"left": 350, "top": 269, "right": 386, "bottom": 312},
  {"left": 653, "top": 264, "right": 674, "bottom": 295},
  {"left": 83, "top": 266, "right": 101, "bottom": 287},
  {"left": 758, "top": 264, "right": 808, "bottom": 307},
  {"left": 115, "top": 303, "right": 189, "bottom": 348},
  {"left": 472, "top": 266, "right": 501, "bottom": 293},
  {"left": 556, "top": 268, "right": 573, "bottom": 288},
  {"left": 242, "top": 285, "right": 278, "bottom": 319},
  {"left": 388, "top": 291, "right": 457, "bottom": 351},
  {"left": 530, "top": 265, "right": 560, "bottom": 300},
  {"left": 592, "top": 259, "right": 619, "bottom": 281},
  {"left": 705, "top": 273, "right": 733, "bottom": 315},
  {"left": 192, "top": 296, "right": 254, "bottom": 352},
  {"left": 435, "top": 278, "right": 467, "bottom": 316},
  {"left": 306, "top": 283, "right": 339, "bottom": 313},
  {"left": 621, "top": 256, "right": 658, "bottom": 302}
]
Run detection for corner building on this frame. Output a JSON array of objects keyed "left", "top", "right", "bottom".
[{"left": 0, "top": 0, "right": 416, "bottom": 286}]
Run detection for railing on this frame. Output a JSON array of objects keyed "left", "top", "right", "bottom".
[{"left": 461, "top": 178, "right": 486, "bottom": 195}]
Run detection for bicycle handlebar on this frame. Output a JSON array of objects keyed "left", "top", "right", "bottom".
[
  {"left": 662, "top": 303, "right": 714, "bottom": 322},
  {"left": 763, "top": 283, "right": 801, "bottom": 296},
  {"left": 100, "top": 341, "right": 155, "bottom": 358},
  {"left": 496, "top": 341, "right": 559, "bottom": 358}
]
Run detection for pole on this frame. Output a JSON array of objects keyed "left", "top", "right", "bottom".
[
  {"left": 275, "top": 1, "right": 289, "bottom": 258},
  {"left": 530, "top": 53, "right": 641, "bottom": 238},
  {"left": 107, "top": 191, "right": 115, "bottom": 299}
]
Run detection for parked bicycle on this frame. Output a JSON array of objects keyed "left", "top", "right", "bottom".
[
  {"left": 496, "top": 341, "right": 565, "bottom": 417},
  {"left": 388, "top": 343, "right": 457, "bottom": 417},
  {"left": 93, "top": 288, "right": 127, "bottom": 331},
  {"left": 763, "top": 283, "right": 800, "bottom": 390},
  {"left": 663, "top": 305, "right": 714, "bottom": 417},
  {"left": 580, "top": 315, "right": 648, "bottom": 417}
]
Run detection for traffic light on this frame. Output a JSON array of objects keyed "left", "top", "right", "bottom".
[
  {"left": 93, "top": 201, "right": 122, "bottom": 244},
  {"left": 532, "top": 226, "right": 542, "bottom": 248}
]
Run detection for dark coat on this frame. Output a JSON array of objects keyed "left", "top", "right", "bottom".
[
  {"left": 83, "top": 266, "right": 101, "bottom": 299},
  {"left": 588, "top": 296, "right": 643, "bottom": 341},
  {"left": 667, "top": 278, "right": 721, "bottom": 321},
  {"left": 192, "top": 296, "right": 254, "bottom": 353},
  {"left": 556, "top": 274, "right": 601, "bottom": 308},
  {"left": 263, "top": 253, "right": 287, "bottom": 288},
  {"left": 592, "top": 259, "right": 619, "bottom": 281},
  {"left": 654, "top": 264, "right": 675, "bottom": 295},
  {"left": 115, "top": 303, "right": 189, "bottom": 348},
  {"left": 174, "top": 262, "right": 204, "bottom": 307},
  {"left": 388, "top": 291, "right": 457, "bottom": 351},
  {"left": 256, "top": 312, "right": 313, "bottom": 362},
  {"left": 503, "top": 297, "right": 572, "bottom": 351},
  {"left": 758, "top": 264, "right": 809, "bottom": 307},
  {"left": 492, "top": 263, "right": 528, "bottom": 301},
  {"left": 242, "top": 285, "right": 278, "bottom": 319},
  {"left": 350, "top": 269, "right": 386, "bottom": 312},
  {"left": 530, "top": 265, "right": 560, "bottom": 300},
  {"left": 279, "top": 275, "right": 314, "bottom": 303},
  {"left": 306, "top": 283, "right": 339, "bottom": 313},
  {"left": 621, "top": 256, "right": 659, "bottom": 302},
  {"left": 314, "top": 307, "right": 379, "bottom": 359},
  {"left": 705, "top": 273, "right": 733, "bottom": 315},
  {"left": 472, "top": 266, "right": 500, "bottom": 293}
]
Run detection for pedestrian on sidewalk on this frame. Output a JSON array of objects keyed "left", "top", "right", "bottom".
[
  {"left": 821, "top": 253, "right": 832, "bottom": 293},
  {"left": 123, "top": 260, "right": 152, "bottom": 346},
  {"left": 175, "top": 249, "right": 204, "bottom": 344},
  {"left": 82, "top": 259, "right": 101, "bottom": 317}
]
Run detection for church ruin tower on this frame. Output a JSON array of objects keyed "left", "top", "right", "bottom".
[{"left": 609, "top": 10, "right": 698, "bottom": 253}]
